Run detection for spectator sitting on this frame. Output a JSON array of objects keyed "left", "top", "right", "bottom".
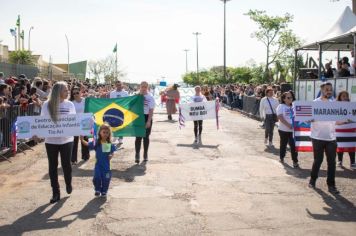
[
  {"left": 339, "top": 61, "right": 351, "bottom": 77},
  {"left": 324, "top": 61, "right": 334, "bottom": 78}
]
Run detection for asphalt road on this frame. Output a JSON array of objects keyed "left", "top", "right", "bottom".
[{"left": 0, "top": 108, "right": 355, "bottom": 236}]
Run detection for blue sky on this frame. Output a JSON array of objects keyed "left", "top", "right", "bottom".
[{"left": 0, "top": 0, "right": 353, "bottom": 83}]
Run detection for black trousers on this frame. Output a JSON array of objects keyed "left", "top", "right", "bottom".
[
  {"left": 194, "top": 120, "right": 203, "bottom": 138},
  {"left": 72, "top": 136, "right": 89, "bottom": 162},
  {"left": 45, "top": 142, "right": 74, "bottom": 194},
  {"left": 278, "top": 130, "right": 298, "bottom": 162},
  {"left": 310, "top": 139, "right": 337, "bottom": 186},
  {"left": 337, "top": 152, "right": 356, "bottom": 164},
  {"left": 264, "top": 114, "right": 275, "bottom": 142},
  {"left": 135, "top": 115, "right": 152, "bottom": 157}
]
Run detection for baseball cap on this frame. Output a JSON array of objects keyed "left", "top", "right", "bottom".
[{"left": 5, "top": 78, "right": 18, "bottom": 85}]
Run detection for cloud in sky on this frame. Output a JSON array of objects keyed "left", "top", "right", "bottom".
[{"left": 0, "top": 0, "right": 352, "bottom": 83}]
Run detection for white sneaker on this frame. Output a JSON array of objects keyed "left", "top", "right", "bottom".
[
  {"left": 264, "top": 139, "right": 268, "bottom": 145},
  {"left": 268, "top": 141, "right": 273, "bottom": 147}
]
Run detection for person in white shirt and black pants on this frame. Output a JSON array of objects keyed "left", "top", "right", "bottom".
[
  {"left": 277, "top": 91, "right": 299, "bottom": 167},
  {"left": 135, "top": 81, "right": 155, "bottom": 164},
  {"left": 309, "top": 82, "right": 339, "bottom": 194},
  {"left": 259, "top": 87, "right": 279, "bottom": 147},
  {"left": 40, "top": 81, "right": 76, "bottom": 203}
]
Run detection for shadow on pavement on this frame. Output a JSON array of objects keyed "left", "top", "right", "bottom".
[
  {"left": 264, "top": 146, "right": 280, "bottom": 156},
  {"left": 42, "top": 162, "right": 147, "bottom": 183},
  {"left": 0, "top": 197, "right": 71, "bottom": 235},
  {"left": 177, "top": 143, "right": 219, "bottom": 150},
  {"left": 306, "top": 188, "right": 356, "bottom": 222}
]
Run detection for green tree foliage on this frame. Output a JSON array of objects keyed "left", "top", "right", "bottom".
[
  {"left": 245, "top": 10, "right": 301, "bottom": 81},
  {"left": 8, "top": 50, "right": 34, "bottom": 65}
]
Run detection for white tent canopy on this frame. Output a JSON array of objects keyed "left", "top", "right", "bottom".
[{"left": 298, "top": 6, "right": 356, "bottom": 51}]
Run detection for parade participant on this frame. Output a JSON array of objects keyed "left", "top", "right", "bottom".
[
  {"left": 135, "top": 81, "right": 155, "bottom": 164},
  {"left": 70, "top": 87, "right": 89, "bottom": 164},
  {"left": 81, "top": 123, "right": 117, "bottom": 197},
  {"left": 259, "top": 87, "right": 279, "bottom": 147},
  {"left": 164, "top": 84, "right": 180, "bottom": 120},
  {"left": 40, "top": 81, "right": 75, "bottom": 203},
  {"left": 277, "top": 91, "right": 299, "bottom": 167},
  {"left": 191, "top": 86, "right": 207, "bottom": 144},
  {"left": 109, "top": 80, "right": 129, "bottom": 145},
  {"left": 336, "top": 91, "right": 356, "bottom": 169},
  {"left": 309, "top": 82, "right": 339, "bottom": 194}
]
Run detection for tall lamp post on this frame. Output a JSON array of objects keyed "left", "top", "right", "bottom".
[
  {"left": 193, "top": 32, "right": 201, "bottom": 81},
  {"left": 183, "top": 49, "right": 189, "bottom": 74},
  {"left": 65, "top": 34, "right": 70, "bottom": 74},
  {"left": 28, "top": 26, "right": 34, "bottom": 51},
  {"left": 220, "top": 0, "right": 231, "bottom": 82}
]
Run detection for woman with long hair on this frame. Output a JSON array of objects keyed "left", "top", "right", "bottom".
[
  {"left": 70, "top": 87, "right": 89, "bottom": 164},
  {"left": 40, "top": 81, "right": 76, "bottom": 204},
  {"left": 336, "top": 91, "right": 355, "bottom": 169},
  {"left": 164, "top": 84, "right": 180, "bottom": 120}
]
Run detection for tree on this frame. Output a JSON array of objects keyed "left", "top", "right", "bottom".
[
  {"left": 245, "top": 10, "right": 301, "bottom": 82},
  {"left": 9, "top": 50, "right": 34, "bottom": 65},
  {"left": 88, "top": 55, "right": 124, "bottom": 83}
]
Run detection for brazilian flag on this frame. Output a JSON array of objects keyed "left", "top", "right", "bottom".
[{"left": 84, "top": 95, "right": 146, "bottom": 137}]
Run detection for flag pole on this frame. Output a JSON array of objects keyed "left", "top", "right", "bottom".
[
  {"left": 17, "top": 15, "right": 20, "bottom": 51},
  {"left": 115, "top": 43, "right": 118, "bottom": 81}
]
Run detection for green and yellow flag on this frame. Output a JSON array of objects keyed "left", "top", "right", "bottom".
[{"left": 84, "top": 95, "right": 146, "bottom": 137}]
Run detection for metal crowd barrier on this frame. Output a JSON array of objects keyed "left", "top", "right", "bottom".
[
  {"left": 222, "top": 94, "right": 261, "bottom": 120},
  {"left": 0, "top": 103, "right": 41, "bottom": 161}
]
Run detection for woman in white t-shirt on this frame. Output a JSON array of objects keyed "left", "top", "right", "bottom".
[
  {"left": 70, "top": 87, "right": 89, "bottom": 164},
  {"left": 191, "top": 86, "right": 207, "bottom": 144},
  {"left": 277, "top": 91, "right": 299, "bottom": 168},
  {"left": 135, "top": 81, "right": 155, "bottom": 164},
  {"left": 40, "top": 81, "right": 76, "bottom": 204}
]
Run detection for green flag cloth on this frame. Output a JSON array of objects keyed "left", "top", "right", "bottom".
[
  {"left": 16, "top": 15, "right": 20, "bottom": 27},
  {"left": 84, "top": 95, "right": 146, "bottom": 137},
  {"left": 113, "top": 43, "right": 117, "bottom": 53}
]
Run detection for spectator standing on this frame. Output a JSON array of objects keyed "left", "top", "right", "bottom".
[{"left": 259, "top": 88, "right": 279, "bottom": 147}]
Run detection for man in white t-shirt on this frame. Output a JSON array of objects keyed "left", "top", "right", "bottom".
[
  {"left": 109, "top": 80, "right": 129, "bottom": 99},
  {"left": 309, "top": 82, "right": 339, "bottom": 194},
  {"left": 109, "top": 80, "right": 128, "bottom": 145}
]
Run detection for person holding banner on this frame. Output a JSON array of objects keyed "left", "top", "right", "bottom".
[
  {"left": 191, "top": 86, "right": 207, "bottom": 144},
  {"left": 336, "top": 91, "right": 356, "bottom": 169},
  {"left": 41, "top": 81, "right": 76, "bottom": 203},
  {"left": 308, "top": 82, "right": 339, "bottom": 194},
  {"left": 277, "top": 91, "right": 299, "bottom": 167},
  {"left": 259, "top": 88, "right": 279, "bottom": 147},
  {"left": 70, "top": 87, "right": 89, "bottom": 164},
  {"left": 135, "top": 81, "right": 155, "bottom": 164}
]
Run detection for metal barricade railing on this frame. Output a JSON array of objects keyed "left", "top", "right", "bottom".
[{"left": 0, "top": 103, "right": 41, "bottom": 159}]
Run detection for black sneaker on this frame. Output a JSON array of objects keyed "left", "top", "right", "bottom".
[
  {"left": 95, "top": 191, "right": 100, "bottom": 197},
  {"left": 328, "top": 186, "right": 340, "bottom": 194},
  {"left": 280, "top": 158, "right": 284, "bottom": 163},
  {"left": 308, "top": 180, "right": 316, "bottom": 189},
  {"left": 50, "top": 192, "right": 60, "bottom": 204},
  {"left": 66, "top": 184, "right": 72, "bottom": 194},
  {"left": 293, "top": 162, "right": 300, "bottom": 168},
  {"left": 101, "top": 192, "right": 107, "bottom": 197}
]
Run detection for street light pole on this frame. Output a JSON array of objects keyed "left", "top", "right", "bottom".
[
  {"left": 193, "top": 32, "right": 201, "bottom": 81},
  {"left": 183, "top": 49, "right": 189, "bottom": 74},
  {"left": 28, "top": 26, "right": 34, "bottom": 51},
  {"left": 220, "top": 0, "right": 231, "bottom": 82},
  {"left": 65, "top": 34, "right": 70, "bottom": 74}
]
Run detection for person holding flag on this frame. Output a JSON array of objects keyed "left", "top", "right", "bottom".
[
  {"left": 135, "top": 81, "right": 155, "bottom": 164},
  {"left": 308, "top": 82, "right": 339, "bottom": 194}
]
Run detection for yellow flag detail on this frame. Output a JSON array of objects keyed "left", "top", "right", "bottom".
[{"left": 94, "top": 102, "right": 139, "bottom": 132}]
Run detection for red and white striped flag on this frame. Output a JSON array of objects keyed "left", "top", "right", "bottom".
[{"left": 294, "top": 121, "right": 356, "bottom": 152}]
